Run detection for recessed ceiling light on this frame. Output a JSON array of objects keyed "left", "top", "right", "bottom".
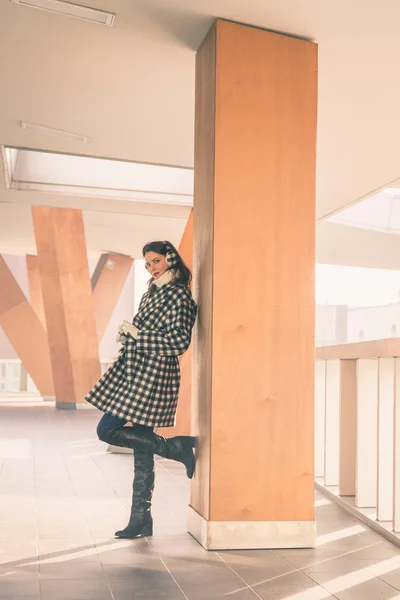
[
  {"left": 20, "top": 121, "right": 89, "bottom": 142},
  {"left": 11, "top": 0, "right": 115, "bottom": 27}
]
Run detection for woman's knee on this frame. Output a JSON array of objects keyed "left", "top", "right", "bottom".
[
  {"left": 97, "top": 413, "right": 126, "bottom": 442},
  {"left": 96, "top": 421, "right": 109, "bottom": 442}
]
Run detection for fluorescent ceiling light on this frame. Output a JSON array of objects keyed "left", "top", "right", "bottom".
[
  {"left": 11, "top": 0, "right": 115, "bottom": 26},
  {"left": 20, "top": 121, "right": 89, "bottom": 143}
]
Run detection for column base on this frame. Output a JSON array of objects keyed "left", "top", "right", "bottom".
[
  {"left": 55, "top": 401, "right": 96, "bottom": 410},
  {"left": 187, "top": 506, "right": 316, "bottom": 550},
  {"left": 56, "top": 402, "right": 76, "bottom": 410}
]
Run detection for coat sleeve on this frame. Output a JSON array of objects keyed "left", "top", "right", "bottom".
[{"left": 135, "top": 298, "right": 195, "bottom": 357}]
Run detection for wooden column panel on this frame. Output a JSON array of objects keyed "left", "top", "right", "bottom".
[{"left": 189, "top": 20, "right": 317, "bottom": 550}]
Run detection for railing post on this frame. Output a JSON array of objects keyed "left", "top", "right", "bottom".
[
  {"left": 339, "top": 359, "right": 357, "bottom": 496},
  {"left": 393, "top": 358, "right": 400, "bottom": 531},
  {"left": 325, "top": 359, "right": 340, "bottom": 486},
  {"left": 19, "top": 363, "right": 28, "bottom": 392},
  {"left": 315, "top": 360, "right": 326, "bottom": 478},
  {"left": 377, "top": 357, "right": 395, "bottom": 521},
  {"left": 356, "top": 358, "right": 378, "bottom": 508}
]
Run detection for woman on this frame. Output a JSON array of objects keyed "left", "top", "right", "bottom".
[{"left": 85, "top": 241, "right": 197, "bottom": 539}]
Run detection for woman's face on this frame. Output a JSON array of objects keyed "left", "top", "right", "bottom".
[{"left": 144, "top": 251, "right": 169, "bottom": 280}]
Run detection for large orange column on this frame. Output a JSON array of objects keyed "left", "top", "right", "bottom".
[
  {"left": 26, "top": 255, "right": 46, "bottom": 328},
  {"left": 189, "top": 20, "right": 317, "bottom": 550},
  {"left": 91, "top": 253, "right": 134, "bottom": 342},
  {"left": 0, "top": 256, "right": 54, "bottom": 398},
  {"left": 32, "top": 207, "right": 101, "bottom": 409}
]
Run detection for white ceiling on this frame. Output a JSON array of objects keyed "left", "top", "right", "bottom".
[{"left": 2, "top": 0, "right": 400, "bottom": 264}]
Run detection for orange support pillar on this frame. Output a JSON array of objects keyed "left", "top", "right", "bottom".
[
  {"left": 32, "top": 207, "right": 101, "bottom": 409},
  {"left": 189, "top": 20, "right": 317, "bottom": 549},
  {"left": 91, "top": 253, "right": 134, "bottom": 342},
  {"left": 0, "top": 255, "right": 54, "bottom": 398},
  {"left": 26, "top": 255, "right": 46, "bottom": 328}
]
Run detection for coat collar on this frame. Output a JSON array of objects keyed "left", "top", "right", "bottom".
[
  {"left": 152, "top": 269, "right": 174, "bottom": 288},
  {"left": 134, "top": 282, "right": 178, "bottom": 325}
]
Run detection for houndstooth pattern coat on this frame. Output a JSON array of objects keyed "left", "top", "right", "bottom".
[{"left": 85, "top": 283, "right": 197, "bottom": 428}]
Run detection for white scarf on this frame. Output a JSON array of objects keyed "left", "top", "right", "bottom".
[{"left": 153, "top": 269, "right": 175, "bottom": 288}]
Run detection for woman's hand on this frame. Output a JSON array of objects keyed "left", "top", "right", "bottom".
[
  {"left": 115, "top": 332, "right": 127, "bottom": 344},
  {"left": 117, "top": 320, "right": 138, "bottom": 340}
]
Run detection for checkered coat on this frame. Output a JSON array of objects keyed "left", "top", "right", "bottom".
[{"left": 85, "top": 282, "right": 197, "bottom": 428}]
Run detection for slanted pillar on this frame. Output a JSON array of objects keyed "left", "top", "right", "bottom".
[
  {"left": 189, "top": 19, "right": 317, "bottom": 550},
  {"left": 0, "top": 255, "right": 54, "bottom": 398},
  {"left": 91, "top": 253, "right": 134, "bottom": 342},
  {"left": 26, "top": 254, "right": 46, "bottom": 328},
  {"left": 32, "top": 207, "right": 101, "bottom": 409}
]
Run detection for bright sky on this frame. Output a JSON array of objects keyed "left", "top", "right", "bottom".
[{"left": 316, "top": 264, "right": 400, "bottom": 307}]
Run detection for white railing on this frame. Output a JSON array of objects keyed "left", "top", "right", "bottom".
[
  {"left": 0, "top": 359, "right": 35, "bottom": 393},
  {"left": 315, "top": 338, "right": 400, "bottom": 538},
  {"left": 0, "top": 358, "right": 116, "bottom": 394}
]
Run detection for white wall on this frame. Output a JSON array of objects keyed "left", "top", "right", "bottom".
[{"left": 348, "top": 304, "right": 400, "bottom": 343}]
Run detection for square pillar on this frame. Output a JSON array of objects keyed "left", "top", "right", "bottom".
[
  {"left": 32, "top": 207, "right": 101, "bottom": 409},
  {"left": 189, "top": 20, "right": 317, "bottom": 550}
]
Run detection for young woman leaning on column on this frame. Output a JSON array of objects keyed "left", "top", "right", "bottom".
[{"left": 85, "top": 240, "right": 197, "bottom": 539}]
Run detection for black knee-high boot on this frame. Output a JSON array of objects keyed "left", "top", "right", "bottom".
[
  {"left": 115, "top": 447, "right": 155, "bottom": 539},
  {"left": 99, "top": 424, "right": 196, "bottom": 479}
]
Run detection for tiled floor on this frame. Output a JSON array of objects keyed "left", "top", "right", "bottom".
[{"left": 2, "top": 404, "right": 400, "bottom": 599}]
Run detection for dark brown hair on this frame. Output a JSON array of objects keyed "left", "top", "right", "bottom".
[{"left": 142, "top": 241, "right": 192, "bottom": 290}]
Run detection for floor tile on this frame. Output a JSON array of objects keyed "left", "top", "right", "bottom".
[
  {"left": 108, "top": 572, "right": 185, "bottom": 599},
  {"left": 40, "top": 578, "right": 113, "bottom": 600},
  {"left": 0, "top": 577, "right": 40, "bottom": 597},
  {"left": 218, "top": 550, "right": 295, "bottom": 586},
  {"left": 254, "top": 570, "right": 333, "bottom": 599}
]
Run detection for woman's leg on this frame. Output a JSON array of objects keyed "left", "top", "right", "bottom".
[
  {"left": 115, "top": 445, "right": 155, "bottom": 539},
  {"left": 97, "top": 414, "right": 155, "bottom": 539},
  {"left": 97, "top": 422, "right": 196, "bottom": 479},
  {"left": 97, "top": 413, "right": 127, "bottom": 439}
]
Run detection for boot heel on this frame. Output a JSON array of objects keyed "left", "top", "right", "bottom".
[
  {"left": 140, "top": 522, "right": 153, "bottom": 537},
  {"left": 188, "top": 436, "right": 196, "bottom": 448},
  {"left": 115, "top": 520, "right": 153, "bottom": 539}
]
